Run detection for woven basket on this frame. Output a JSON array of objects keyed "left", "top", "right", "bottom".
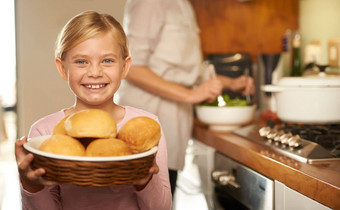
[{"left": 24, "top": 135, "right": 157, "bottom": 187}]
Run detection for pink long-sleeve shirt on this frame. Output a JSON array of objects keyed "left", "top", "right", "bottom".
[{"left": 21, "top": 106, "right": 172, "bottom": 210}]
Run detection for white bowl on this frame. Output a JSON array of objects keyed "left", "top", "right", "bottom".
[{"left": 195, "top": 104, "right": 257, "bottom": 132}]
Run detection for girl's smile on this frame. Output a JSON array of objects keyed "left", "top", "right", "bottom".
[{"left": 83, "top": 84, "right": 108, "bottom": 89}]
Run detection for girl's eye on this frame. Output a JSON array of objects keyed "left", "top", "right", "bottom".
[
  {"left": 103, "top": 59, "right": 114, "bottom": 64},
  {"left": 76, "top": 60, "right": 87, "bottom": 65}
]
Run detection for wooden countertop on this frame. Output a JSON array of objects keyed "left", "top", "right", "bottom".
[{"left": 193, "top": 120, "right": 340, "bottom": 209}]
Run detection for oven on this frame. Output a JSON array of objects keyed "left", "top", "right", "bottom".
[
  {"left": 179, "top": 139, "right": 274, "bottom": 210},
  {"left": 212, "top": 152, "right": 274, "bottom": 210}
]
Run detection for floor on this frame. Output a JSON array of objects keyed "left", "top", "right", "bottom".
[{"left": 0, "top": 112, "right": 210, "bottom": 210}]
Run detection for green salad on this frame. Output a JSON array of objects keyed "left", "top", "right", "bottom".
[{"left": 199, "top": 94, "right": 248, "bottom": 107}]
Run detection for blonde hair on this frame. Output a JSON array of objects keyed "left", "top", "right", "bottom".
[{"left": 55, "top": 11, "right": 129, "bottom": 60}]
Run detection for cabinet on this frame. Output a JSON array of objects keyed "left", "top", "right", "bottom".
[
  {"left": 189, "top": 0, "right": 298, "bottom": 61},
  {"left": 275, "top": 180, "right": 331, "bottom": 210}
]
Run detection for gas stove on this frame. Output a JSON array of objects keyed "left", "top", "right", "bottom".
[{"left": 233, "top": 121, "right": 340, "bottom": 164}]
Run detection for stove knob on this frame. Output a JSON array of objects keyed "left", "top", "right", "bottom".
[
  {"left": 218, "top": 175, "right": 240, "bottom": 188},
  {"left": 288, "top": 135, "right": 301, "bottom": 148},
  {"left": 280, "top": 132, "right": 293, "bottom": 144},
  {"left": 267, "top": 128, "right": 279, "bottom": 140},
  {"left": 211, "top": 170, "right": 240, "bottom": 188},
  {"left": 273, "top": 130, "right": 285, "bottom": 142},
  {"left": 211, "top": 170, "right": 228, "bottom": 182},
  {"left": 259, "top": 126, "right": 272, "bottom": 137}
]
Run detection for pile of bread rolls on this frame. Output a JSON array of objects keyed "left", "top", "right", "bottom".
[{"left": 38, "top": 109, "right": 161, "bottom": 157}]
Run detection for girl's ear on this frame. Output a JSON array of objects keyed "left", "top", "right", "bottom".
[
  {"left": 121, "top": 56, "right": 131, "bottom": 79},
  {"left": 55, "top": 58, "right": 68, "bottom": 81}
]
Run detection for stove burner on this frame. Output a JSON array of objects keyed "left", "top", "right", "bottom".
[{"left": 233, "top": 121, "right": 340, "bottom": 163}]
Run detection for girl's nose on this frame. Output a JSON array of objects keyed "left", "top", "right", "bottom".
[{"left": 87, "top": 64, "right": 103, "bottom": 77}]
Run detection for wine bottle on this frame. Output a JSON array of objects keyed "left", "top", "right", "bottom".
[
  {"left": 282, "top": 29, "right": 292, "bottom": 77},
  {"left": 290, "top": 31, "right": 302, "bottom": 76}
]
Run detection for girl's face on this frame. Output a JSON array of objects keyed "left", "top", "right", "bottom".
[{"left": 56, "top": 32, "right": 130, "bottom": 108}]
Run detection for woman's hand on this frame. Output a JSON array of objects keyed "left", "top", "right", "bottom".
[
  {"left": 228, "top": 75, "right": 255, "bottom": 95},
  {"left": 15, "top": 136, "right": 57, "bottom": 192},
  {"left": 189, "top": 78, "right": 223, "bottom": 104},
  {"left": 133, "top": 156, "right": 159, "bottom": 191}
]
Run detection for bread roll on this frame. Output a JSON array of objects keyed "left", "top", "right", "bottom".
[
  {"left": 52, "top": 115, "right": 69, "bottom": 135},
  {"left": 65, "top": 109, "right": 117, "bottom": 138},
  {"left": 38, "top": 134, "right": 85, "bottom": 156},
  {"left": 118, "top": 117, "right": 161, "bottom": 153},
  {"left": 85, "top": 138, "right": 132, "bottom": 157}
]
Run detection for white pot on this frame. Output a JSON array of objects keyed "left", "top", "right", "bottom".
[{"left": 262, "top": 74, "right": 340, "bottom": 124}]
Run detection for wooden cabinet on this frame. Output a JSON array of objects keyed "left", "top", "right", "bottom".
[{"left": 189, "top": 0, "right": 299, "bottom": 61}]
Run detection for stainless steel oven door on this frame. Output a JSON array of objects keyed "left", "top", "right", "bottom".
[{"left": 212, "top": 152, "right": 274, "bottom": 210}]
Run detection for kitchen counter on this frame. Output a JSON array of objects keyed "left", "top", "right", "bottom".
[{"left": 193, "top": 119, "right": 340, "bottom": 209}]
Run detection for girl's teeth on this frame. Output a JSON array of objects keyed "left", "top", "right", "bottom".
[{"left": 85, "top": 84, "right": 105, "bottom": 89}]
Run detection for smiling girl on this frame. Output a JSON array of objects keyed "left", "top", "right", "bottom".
[{"left": 15, "top": 11, "right": 172, "bottom": 210}]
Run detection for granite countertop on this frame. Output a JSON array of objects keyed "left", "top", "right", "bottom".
[{"left": 193, "top": 119, "right": 340, "bottom": 209}]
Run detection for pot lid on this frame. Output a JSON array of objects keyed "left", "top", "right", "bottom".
[{"left": 278, "top": 72, "right": 340, "bottom": 87}]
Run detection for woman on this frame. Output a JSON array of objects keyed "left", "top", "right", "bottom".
[{"left": 119, "top": 0, "right": 254, "bottom": 196}]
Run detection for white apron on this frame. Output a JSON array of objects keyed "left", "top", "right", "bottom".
[{"left": 119, "top": 0, "right": 202, "bottom": 170}]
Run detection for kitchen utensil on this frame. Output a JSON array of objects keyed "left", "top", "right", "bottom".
[
  {"left": 208, "top": 64, "right": 227, "bottom": 107},
  {"left": 244, "top": 68, "right": 252, "bottom": 105},
  {"left": 262, "top": 73, "right": 340, "bottom": 123},
  {"left": 206, "top": 53, "right": 252, "bottom": 100},
  {"left": 195, "top": 104, "right": 256, "bottom": 131}
]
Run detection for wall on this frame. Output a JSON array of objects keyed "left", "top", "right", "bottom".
[
  {"left": 16, "top": 0, "right": 126, "bottom": 136},
  {"left": 190, "top": 0, "right": 340, "bottom": 64},
  {"left": 15, "top": 0, "right": 340, "bottom": 136},
  {"left": 299, "top": 0, "right": 340, "bottom": 64}
]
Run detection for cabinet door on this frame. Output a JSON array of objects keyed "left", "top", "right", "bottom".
[{"left": 275, "top": 181, "right": 331, "bottom": 210}]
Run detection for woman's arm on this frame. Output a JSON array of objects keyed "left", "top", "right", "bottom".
[{"left": 126, "top": 65, "right": 223, "bottom": 104}]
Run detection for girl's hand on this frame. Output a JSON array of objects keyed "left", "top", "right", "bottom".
[
  {"left": 15, "top": 136, "right": 57, "bottom": 192},
  {"left": 133, "top": 155, "right": 159, "bottom": 191}
]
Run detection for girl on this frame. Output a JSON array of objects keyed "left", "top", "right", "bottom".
[{"left": 15, "top": 11, "right": 172, "bottom": 210}]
